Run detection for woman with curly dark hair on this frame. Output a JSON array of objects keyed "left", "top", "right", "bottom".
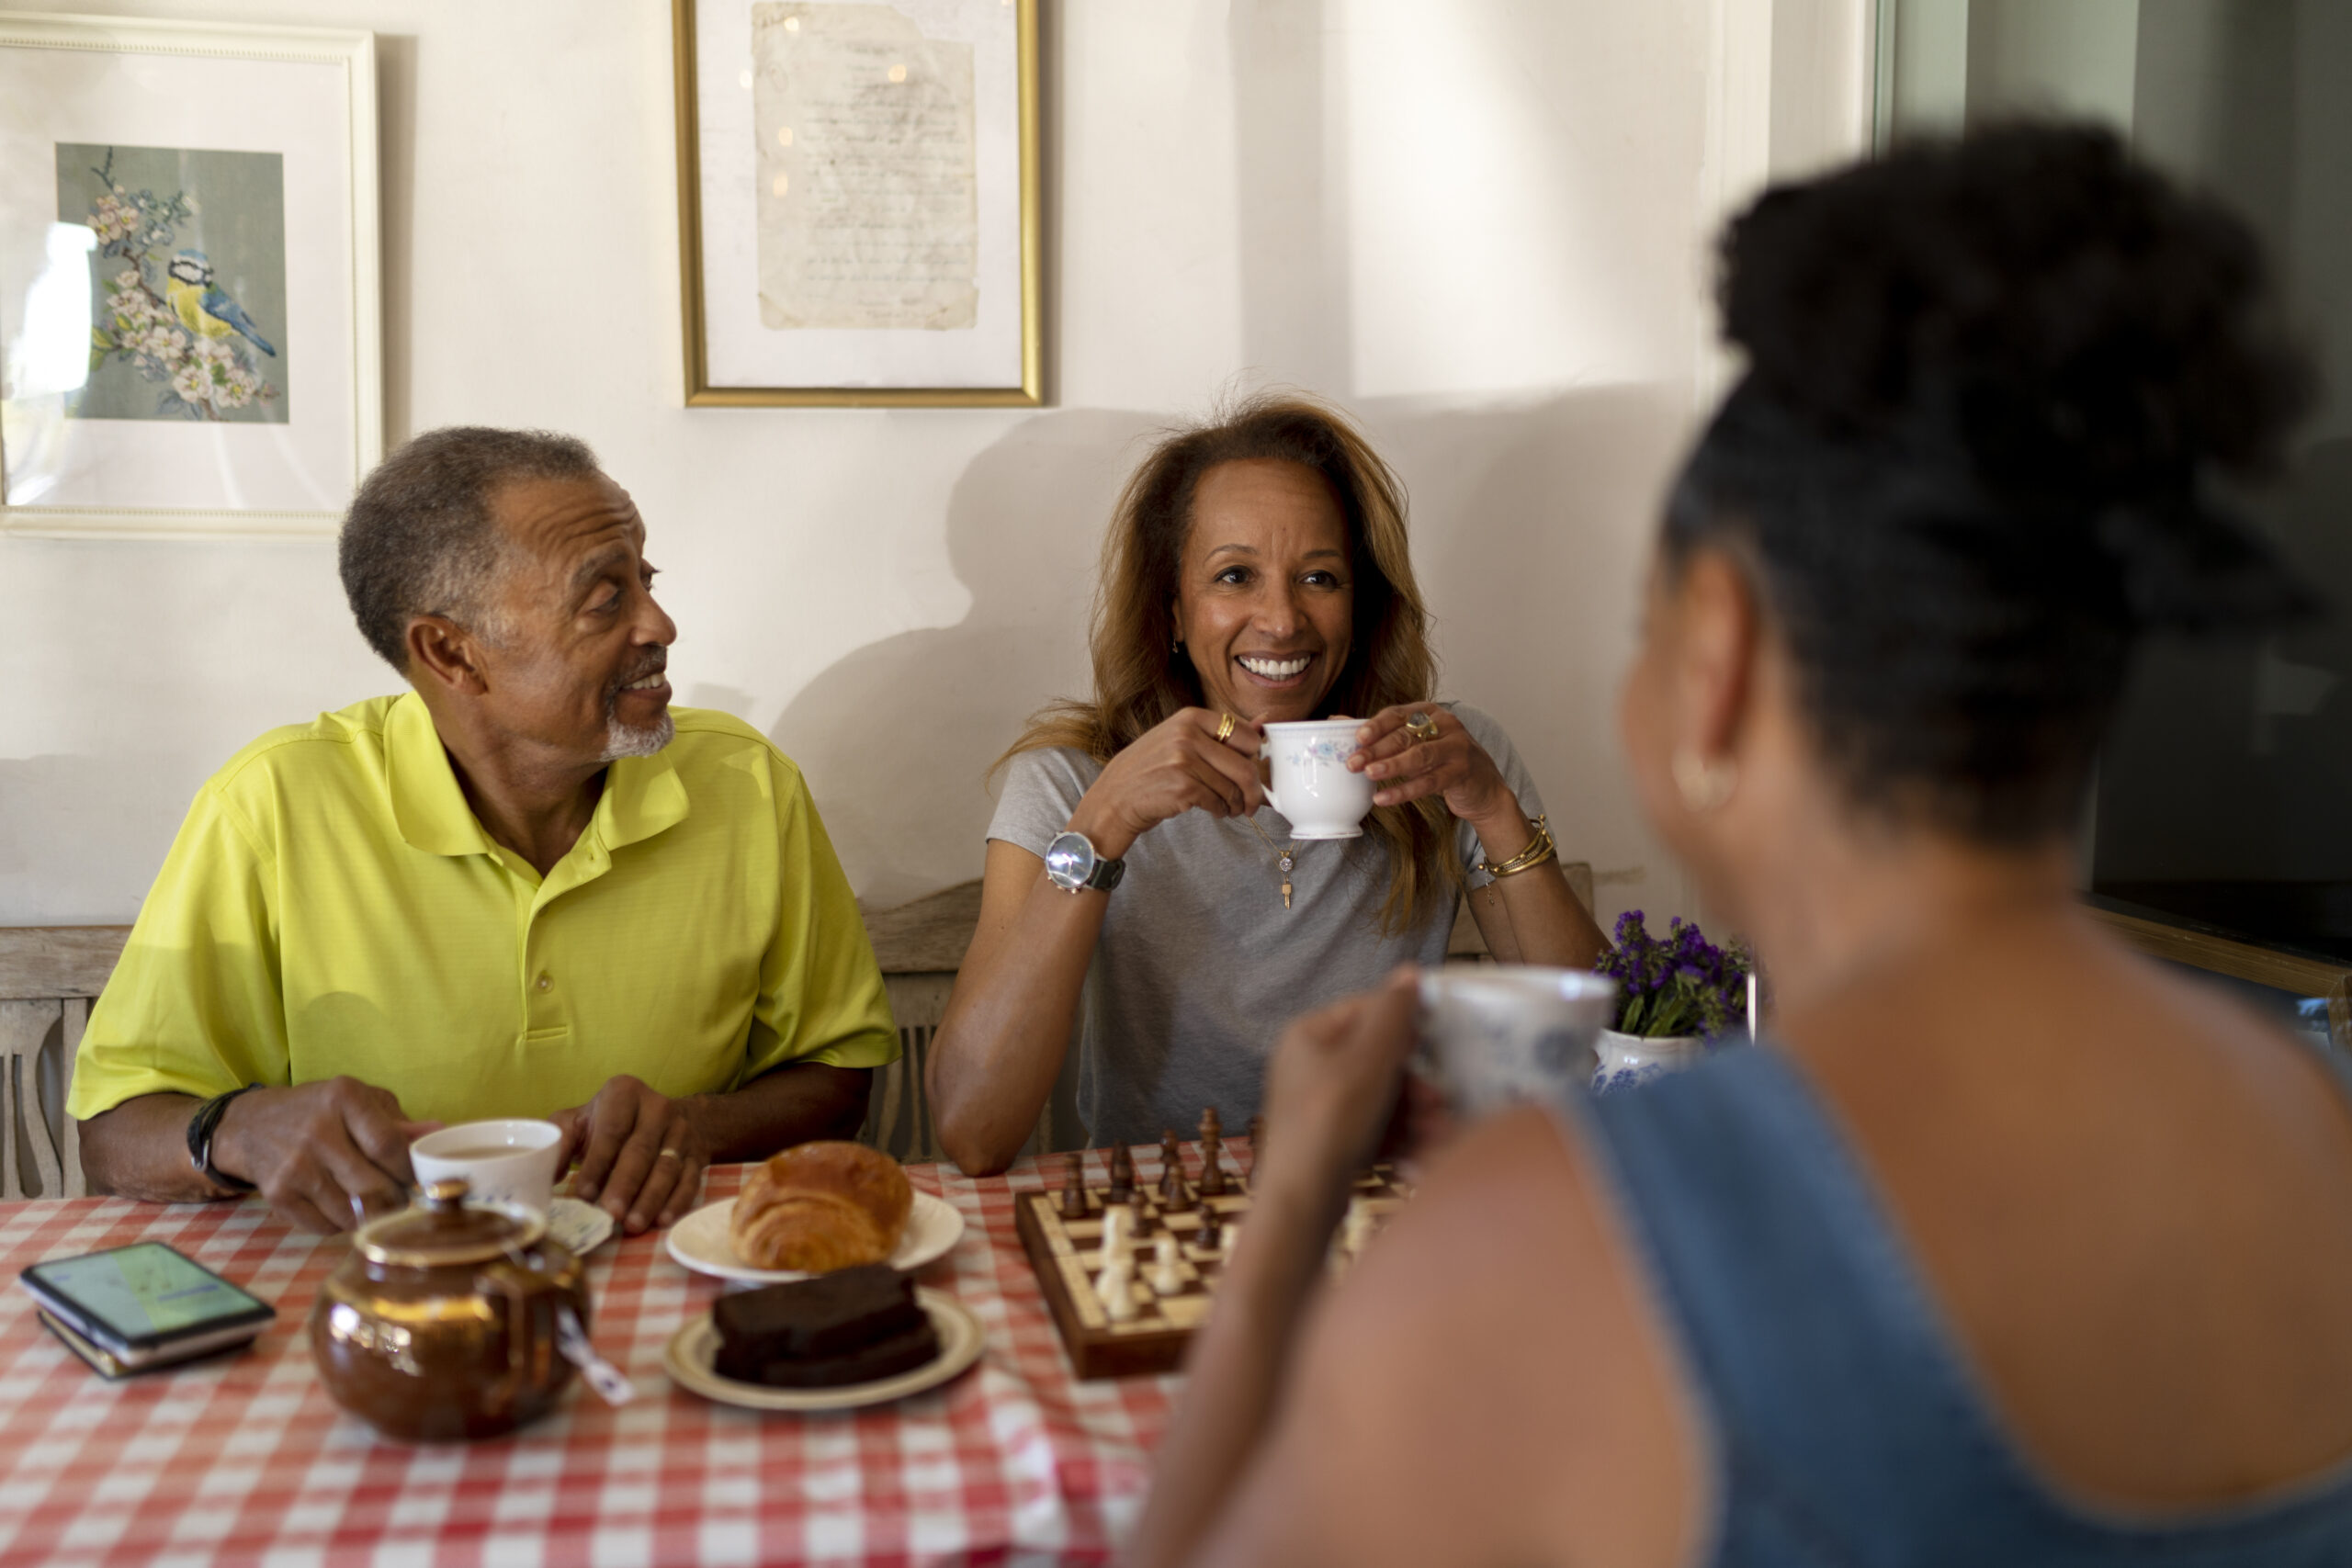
[
  {"left": 928, "top": 392, "right": 1606, "bottom": 1174},
  {"left": 1136, "top": 125, "right": 2352, "bottom": 1566}
]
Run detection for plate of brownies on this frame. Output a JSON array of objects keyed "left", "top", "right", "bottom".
[{"left": 664, "top": 1262, "right": 984, "bottom": 1411}]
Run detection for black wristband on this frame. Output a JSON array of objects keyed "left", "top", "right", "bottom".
[{"left": 186, "top": 1084, "right": 265, "bottom": 1193}]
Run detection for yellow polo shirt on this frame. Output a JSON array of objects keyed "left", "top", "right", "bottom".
[{"left": 70, "top": 694, "right": 898, "bottom": 1128}]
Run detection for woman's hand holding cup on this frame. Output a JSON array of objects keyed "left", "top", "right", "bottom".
[
  {"left": 1349, "top": 704, "right": 1513, "bottom": 825},
  {"left": 1063, "top": 707, "right": 1266, "bottom": 860}
]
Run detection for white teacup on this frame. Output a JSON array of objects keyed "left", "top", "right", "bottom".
[
  {"left": 409, "top": 1119, "right": 564, "bottom": 1216},
  {"left": 1417, "top": 967, "right": 1617, "bottom": 1120},
  {"left": 1260, "top": 720, "right": 1374, "bottom": 840}
]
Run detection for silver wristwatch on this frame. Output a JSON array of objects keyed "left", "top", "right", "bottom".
[{"left": 1044, "top": 829, "right": 1125, "bottom": 895}]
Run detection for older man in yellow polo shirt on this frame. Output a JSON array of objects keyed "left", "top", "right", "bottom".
[{"left": 71, "top": 427, "right": 896, "bottom": 1235}]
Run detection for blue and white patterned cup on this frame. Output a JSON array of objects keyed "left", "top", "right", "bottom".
[
  {"left": 1260, "top": 720, "right": 1373, "bottom": 839},
  {"left": 1416, "top": 967, "right": 1618, "bottom": 1120}
]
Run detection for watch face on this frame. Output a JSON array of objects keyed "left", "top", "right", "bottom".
[{"left": 1044, "top": 831, "right": 1097, "bottom": 890}]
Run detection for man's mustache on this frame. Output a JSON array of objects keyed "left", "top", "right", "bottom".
[{"left": 606, "top": 654, "right": 669, "bottom": 701}]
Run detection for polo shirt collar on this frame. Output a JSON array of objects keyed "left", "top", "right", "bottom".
[
  {"left": 386, "top": 692, "right": 494, "bottom": 858},
  {"left": 385, "top": 691, "right": 692, "bottom": 860}
]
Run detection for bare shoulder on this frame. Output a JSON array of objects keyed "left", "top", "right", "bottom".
[{"left": 1202, "top": 1105, "right": 1704, "bottom": 1568}]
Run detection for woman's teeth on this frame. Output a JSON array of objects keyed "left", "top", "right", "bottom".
[{"left": 1238, "top": 655, "right": 1309, "bottom": 679}]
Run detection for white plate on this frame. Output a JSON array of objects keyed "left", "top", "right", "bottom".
[
  {"left": 664, "top": 1190, "right": 966, "bottom": 1282},
  {"left": 546, "top": 1197, "right": 616, "bottom": 1254},
  {"left": 664, "top": 1289, "right": 984, "bottom": 1412}
]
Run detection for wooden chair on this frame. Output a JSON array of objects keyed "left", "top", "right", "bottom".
[
  {"left": 858, "top": 879, "right": 1082, "bottom": 1163},
  {"left": 0, "top": 926, "right": 127, "bottom": 1199}
]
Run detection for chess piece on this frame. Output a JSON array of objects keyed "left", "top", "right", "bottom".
[
  {"left": 1098, "top": 1256, "right": 1138, "bottom": 1322},
  {"left": 1159, "top": 1129, "right": 1184, "bottom": 1183},
  {"left": 1248, "top": 1114, "right": 1265, "bottom": 1174},
  {"left": 1106, "top": 1145, "right": 1136, "bottom": 1204},
  {"left": 1194, "top": 1204, "right": 1222, "bottom": 1256},
  {"left": 1159, "top": 1158, "right": 1193, "bottom": 1213},
  {"left": 1060, "top": 1152, "right": 1087, "bottom": 1220},
  {"left": 1197, "top": 1108, "right": 1227, "bottom": 1196},
  {"left": 1343, "top": 1196, "right": 1375, "bottom": 1256},
  {"left": 1100, "top": 1201, "right": 1135, "bottom": 1266},
  {"left": 1219, "top": 1220, "right": 1241, "bottom": 1265},
  {"left": 1149, "top": 1232, "right": 1185, "bottom": 1295}
]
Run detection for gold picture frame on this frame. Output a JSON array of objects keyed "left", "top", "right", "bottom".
[{"left": 673, "top": 0, "right": 1042, "bottom": 407}]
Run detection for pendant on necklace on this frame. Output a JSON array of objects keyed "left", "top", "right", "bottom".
[{"left": 1279, "top": 852, "right": 1295, "bottom": 909}]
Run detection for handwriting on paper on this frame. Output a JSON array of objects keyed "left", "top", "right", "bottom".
[{"left": 752, "top": 3, "right": 978, "bottom": 332}]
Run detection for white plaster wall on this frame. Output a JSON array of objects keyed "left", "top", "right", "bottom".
[{"left": 0, "top": 0, "right": 1727, "bottom": 930}]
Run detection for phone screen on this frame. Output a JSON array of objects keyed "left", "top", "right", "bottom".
[{"left": 24, "top": 1243, "right": 270, "bottom": 1347}]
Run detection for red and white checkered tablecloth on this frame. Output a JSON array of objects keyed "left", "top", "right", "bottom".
[{"left": 0, "top": 1151, "right": 1206, "bottom": 1567}]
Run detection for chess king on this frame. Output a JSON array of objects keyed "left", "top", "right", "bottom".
[{"left": 165, "top": 249, "right": 277, "bottom": 356}]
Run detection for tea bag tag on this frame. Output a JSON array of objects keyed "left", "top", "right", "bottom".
[{"left": 556, "top": 1305, "right": 636, "bottom": 1406}]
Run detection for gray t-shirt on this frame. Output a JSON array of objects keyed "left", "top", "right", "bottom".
[{"left": 987, "top": 703, "right": 1545, "bottom": 1147}]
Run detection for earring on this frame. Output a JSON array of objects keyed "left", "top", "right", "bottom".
[{"left": 1671, "top": 750, "right": 1737, "bottom": 813}]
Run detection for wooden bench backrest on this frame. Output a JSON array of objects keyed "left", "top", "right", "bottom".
[{"left": 0, "top": 861, "right": 1595, "bottom": 1192}]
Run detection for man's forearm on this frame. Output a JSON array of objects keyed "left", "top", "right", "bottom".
[
  {"left": 79, "top": 1093, "right": 232, "bottom": 1203},
  {"left": 687, "top": 1062, "right": 872, "bottom": 1161}
]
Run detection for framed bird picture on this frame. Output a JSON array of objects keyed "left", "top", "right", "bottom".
[
  {"left": 0, "top": 15, "right": 381, "bottom": 537},
  {"left": 673, "top": 0, "right": 1043, "bottom": 406}
]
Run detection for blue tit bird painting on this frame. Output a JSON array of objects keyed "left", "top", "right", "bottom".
[{"left": 164, "top": 250, "right": 276, "bottom": 357}]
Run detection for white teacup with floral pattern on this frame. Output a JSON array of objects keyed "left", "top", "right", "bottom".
[{"left": 1260, "top": 720, "right": 1374, "bottom": 839}]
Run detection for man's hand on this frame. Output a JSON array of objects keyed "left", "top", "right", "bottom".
[
  {"left": 552, "top": 1076, "right": 708, "bottom": 1235},
  {"left": 210, "top": 1077, "right": 440, "bottom": 1234}
]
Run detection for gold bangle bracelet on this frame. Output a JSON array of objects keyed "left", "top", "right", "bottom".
[{"left": 1479, "top": 813, "right": 1556, "bottom": 879}]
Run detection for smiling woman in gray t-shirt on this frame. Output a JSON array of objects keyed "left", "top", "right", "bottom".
[{"left": 926, "top": 392, "right": 1607, "bottom": 1173}]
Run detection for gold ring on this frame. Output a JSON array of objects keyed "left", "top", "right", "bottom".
[
  {"left": 1215, "top": 712, "right": 1237, "bottom": 742},
  {"left": 1404, "top": 711, "right": 1441, "bottom": 745},
  {"left": 657, "top": 1147, "right": 682, "bottom": 1162}
]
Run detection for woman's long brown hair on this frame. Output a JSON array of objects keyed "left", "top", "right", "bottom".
[{"left": 1001, "top": 390, "right": 1458, "bottom": 934}]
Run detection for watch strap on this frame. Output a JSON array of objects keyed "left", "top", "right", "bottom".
[{"left": 187, "top": 1084, "right": 264, "bottom": 1193}]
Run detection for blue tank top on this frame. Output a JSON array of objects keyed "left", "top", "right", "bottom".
[{"left": 1574, "top": 1045, "right": 2352, "bottom": 1565}]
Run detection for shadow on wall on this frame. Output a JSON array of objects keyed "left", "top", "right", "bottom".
[
  {"left": 771, "top": 384, "right": 1683, "bottom": 917},
  {"left": 768, "top": 410, "right": 1169, "bottom": 911}
]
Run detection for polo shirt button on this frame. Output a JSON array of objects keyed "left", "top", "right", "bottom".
[{"left": 536, "top": 974, "right": 551, "bottom": 991}]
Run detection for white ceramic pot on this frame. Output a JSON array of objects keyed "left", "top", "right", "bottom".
[{"left": 1591, "top": 1029, "right": 1708, "bottom": 1093}]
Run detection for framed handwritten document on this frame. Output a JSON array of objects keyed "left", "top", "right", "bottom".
[{"left": 673, "top": 0, "right": 1041, "bottom": 406}]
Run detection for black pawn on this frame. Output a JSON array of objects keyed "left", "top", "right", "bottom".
[
  {"left": 1059, "top": 1151, "right": 1087, "bottom": 1220},
  {"left": 1106, "top": 1144, "right": 1136, "bottom": 1204},
  {"left": 1195, "top": 1204, "right": 1222, "bottom": 1256},
  {"left": 1159, "top": 1159, "right": 1193, "bottom": 1213},
  {"left": 1198, "top": 1107, "right": 1227, "bottom": 1196}
]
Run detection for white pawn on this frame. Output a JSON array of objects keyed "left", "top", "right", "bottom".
[
  {"left": 1343, "top": 1196, "right": 1376, "bottom": 1256},
  {"left": 1218, "top": 1220, "right": 1241, "bottom": 1266},
  {"left": 1149, "top": 1231, "right": 1185, "bottom": 1295},
  {"left": 1098, "top": 1256, "right": 1139, "bottom": 1322},
  {"left": 1099, "top": 1202, "right": 1135, "bottom": 1266}
]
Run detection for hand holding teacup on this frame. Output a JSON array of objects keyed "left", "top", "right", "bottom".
[{"left": 1348, "top": 704, "right": 1516, "bottom": 824}]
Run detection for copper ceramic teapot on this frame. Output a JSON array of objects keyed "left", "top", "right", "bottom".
[{"left": 311, "top": 1179, "right": 588, "bottom": 1441}]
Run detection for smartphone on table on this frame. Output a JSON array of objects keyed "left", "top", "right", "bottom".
[{"left": 19, "top": 1242, "right": 276, "bottom": 1377}]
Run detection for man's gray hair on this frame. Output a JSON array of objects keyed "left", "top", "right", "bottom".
[{"left": 338, "top": 426, "right": 602, "bottom": 671}]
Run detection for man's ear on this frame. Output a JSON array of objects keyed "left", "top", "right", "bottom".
[
  {"left": 406, "top": 615, "right": 489, "bottom": 696},
  {"left": 1676, "top": 548, "right": 1759, "bottom": 762}
]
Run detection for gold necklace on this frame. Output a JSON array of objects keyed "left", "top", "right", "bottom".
[{"left": 1240, "top": 814, "right": 1304, "bottom": 909}]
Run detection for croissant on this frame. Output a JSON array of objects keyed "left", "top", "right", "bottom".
[{"left": 731, "top": 1141, "right": 913, "bottom": 1273}]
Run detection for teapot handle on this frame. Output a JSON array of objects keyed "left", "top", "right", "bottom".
[{"left": 476, "top": 1260, "right": 544, "bottom": 1408}]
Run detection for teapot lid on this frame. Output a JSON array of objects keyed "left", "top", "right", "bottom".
[{"left": 355, "top": 1179, "right": 548, "bottom": 1267}]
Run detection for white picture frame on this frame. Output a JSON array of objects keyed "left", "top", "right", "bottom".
[{"left": 0, "top": 13, "right": 380, "bottom": 538}]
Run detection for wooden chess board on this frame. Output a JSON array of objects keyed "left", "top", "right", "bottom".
[{"left": 1014, "top": 1145, "right": 1411, "bottom": 1380}]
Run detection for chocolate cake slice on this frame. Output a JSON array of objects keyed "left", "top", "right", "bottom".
[
  {"left": 713, "top": 1263, "right": 936, "bottom": 1385},
  {"left": 755, "top": 1319, "right": 941, "bottom": 1388}
]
